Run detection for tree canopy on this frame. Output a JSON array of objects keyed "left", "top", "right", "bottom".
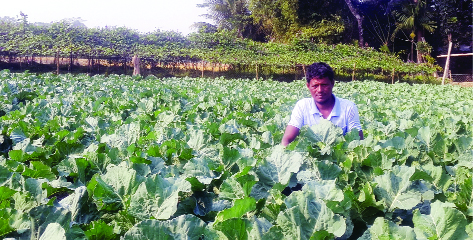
[{"left": 200, "top": 0, "right": 471, "bottom": 61}]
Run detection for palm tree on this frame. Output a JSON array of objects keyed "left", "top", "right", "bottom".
[
  {"left": 391, "top": 0, "right": 436, "bottom": 63},
  {"left": 198, "top": 0, "right": 251, "bottom": 37}
]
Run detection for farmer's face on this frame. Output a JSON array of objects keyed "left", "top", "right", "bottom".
[{"left": 306, "top": 77, "right": 334, "bottom": 105}]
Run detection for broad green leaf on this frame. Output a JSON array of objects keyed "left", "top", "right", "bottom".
[
  {"left": 302, "top": 180, "right": 344, "bottom": 202},
  {"left": 355, "top": 182, "right": 383, "bottom": 213},
  {"left": 187, "top": 129, "right": 208, "bottom": 151},
  {"left": 315, "top": 160, "right": 342, "bottom": 180},
  {"left": 58, "top": 186, "right": 99, "bottom": 224},
  {"left": 360, "top": 217, "right": 416, "bottom": 240},
  {"left": 2, "top": 207, "right": 30, "bottom": 235},
  {"left": 0, "top": 165, "right": 12, "bottom": 186},
  {"left": 379, "top": 136, "right": 405, "bottom": 150},
  {"left": 29, "top": 205, "right": 71, "bottom": 238},
  {"left": 219, "top": 119, "right": 240, "bottom": 134},
  {"left": 193, "top": 191, "right": 231, "bottom": 216},
  {"left": 413, "top": 163, "right": 453, "bottom": 193},
  {"left": 455, "top": 176, "right": 472, "bottom": 217},
  {"left": 306, "top": 119, "right": 343, "bottom": 145},
  {"left": 100, "top": 163, "right": 144, "bottom": 197},
  {"left": 39, "top": 223, "right": 66, "bottom": 240},
  {"left": 213, "top": 218, "right": 251, "bottom": 240},
  {"left": 11, "top": 190, "right": 38, "bottom": 213},
  {"left": 466, "top": 222, "right": 473, "bottom": 239},
  {"left": 123, "top": 214, "right": 206, "bottom": 240},
  {"left": 222, "top": 146, "right": 241, "bottom": 170},
  {"left": 220, "top": 133, "right": 245, "bottom": 146},
  {"left": 256, "top": 145, "right": 303, "bottom": 186},
  {"left": 22, "top": 161, "right": 56, "bottom": 181},
  {"left": 215, "top": 197, "right": 257, "bottom": 224},
  {"left": 413, "top": 201, "right": 469, "bottom": 240},
  {"left": 57, "top": 157, "right": 100, "bottom": 184},
  {"left": 24, "top": 178, "right": 49, "bottom": 205},
  {"left": 0, "top": 186, "right": 16, "bottom": 208},
  {"left": 279, "top": 190, "right": 347, "bottom": 239},
  {"left": 373, "top": 165, "right": 422, "bottom": 211},
  {"left": 129, "top": 175, "right": 191, "bottom": 220},
  {"left": 87, "top": 174, "right": 123, "bottom": 212},
  {"left": 219, "top": 177, "right": 247, "bottom": 200},
  {"left": 247, "top": 217, "right": 273, "bottom": 240},
  {"left": 213, "top": 217, "right": 274, "bottom": 240},
  {"left": 0, "top": 209, "right": 16, "bottom": 237},
  {"left": 183, "top": 157, "right": 221, "bottom": 185},
  {"left": 100, "top": 122, "right": 140, "bottom": 148},
  {"left": 65, "top": 225, "right": 88, "bottom": 240},
  {"left": 84, "top": 220, "right": 118, "bottom": 240}
]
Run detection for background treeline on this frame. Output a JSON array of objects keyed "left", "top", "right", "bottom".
[
  {"left": 199, "top": 0, "right": 471, "bottom": 58},
  {"left": 0, "top": 0, "right": 471, "bottom": 82}
]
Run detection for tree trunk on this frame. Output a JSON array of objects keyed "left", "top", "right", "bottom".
[
  {"left": 255, "top": 64, "right": 259, "bottom": 80},
  {"left": 344, "top": 0, "right": 364, "bottom": 48},
  {"left": 88, "top": 56, "right": 91, "bottom": 74},
  {"left": 201, "top": 60, "right": 204, "bottom": 78},
  {"left": 69, "top": 51, "right": 73, "bottom": 72},
  {"left": 56, "top": 50, "right": 60, "bottom": 75},
  {"left": 416, "top": 31, "right": 424, "bottom": 63},
  {"left": 132, "top": 55, "right": 140, "bottom": 76}
]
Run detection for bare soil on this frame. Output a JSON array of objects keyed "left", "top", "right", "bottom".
[{"left": 450, "top": 82, "right": 473, "bottom": 87}]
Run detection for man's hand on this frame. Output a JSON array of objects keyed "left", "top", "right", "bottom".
[{"left": 281, "top": 125, "right": 300, "bottom": 146}]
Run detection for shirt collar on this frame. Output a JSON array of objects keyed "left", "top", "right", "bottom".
[{"left": 310, "top": 94, "right": 340, "bottom": 119}]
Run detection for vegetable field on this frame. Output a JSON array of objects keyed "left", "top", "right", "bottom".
[{"left": 0, "top": 70, "right": 472, "bottom": 239}]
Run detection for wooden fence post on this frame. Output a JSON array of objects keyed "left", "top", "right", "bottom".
[
  {"left": 392, "top": 68, "right": 395, "bottom": 84},
  {"left": 302, "top": 65, "right": 306, "bottom": 79},
  {"left": 201, "top": 60, "right": 204, "bottom": 78},
  {"left": 256, "top": 64, "right": 259, "bottom": 80},
  {"left": 132, "top": 55, "right": 140, "bottom": 76},
  {"left": 352, "top": 63, "right": 356, "bottom": 81},
  {"left": 56, "top": 50, "right": 60, "bottom": 75},
  {"left": 442, "top": 35, "right": 453, "bottom": 85}
]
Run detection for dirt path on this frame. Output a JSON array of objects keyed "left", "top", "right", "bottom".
[{"left": 451, "top": 82, "right": 473, "bottom": 87}]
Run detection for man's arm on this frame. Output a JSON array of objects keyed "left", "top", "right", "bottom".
[
  {"left": 281, "top": 125, "right": 300, "bottom": 146},
  {"left": 359, "top": 130, "right": 364, "bottom": 140}
]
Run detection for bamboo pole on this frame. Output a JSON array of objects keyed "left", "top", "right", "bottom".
[
  {"left": 442, "top": 36, "right": 453, "bottom": 85},
  {"left": 302, "top": 65, "right": 306, "bottom": 79},
  {"left": 212, "top": 62, "right": 215, "bottom": 77},
  {"left": 392, "top": 68, "right": 395, "bottom": 84},
  {"left": 256, "top": 64, "right": 259, "bottom": 80},
  {"left": 437, "top": 53, "right": 473, "bottom": 57},
  {"left": 352, "top": 63, "right": 356, "bottom": 81},
  {"left": 201, "top": 60, "right": 204, "bottom": 78},
  {"left": 56, "top": 50, "right": 60, "bottom": 75}
]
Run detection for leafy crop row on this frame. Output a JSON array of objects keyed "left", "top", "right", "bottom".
[
  {"left": 0, "top": 21, "right": 437, "bottom": 78},
  {"left": 0, "top": 70, "right": 471, "bottom": 239}
]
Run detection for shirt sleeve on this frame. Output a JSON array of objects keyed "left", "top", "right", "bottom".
[
  {"left": 287, "top": 100, "right": 304, "bottom": 129},
  {"left": 346, "top": 103, "right": 362, "bottom": 132}
]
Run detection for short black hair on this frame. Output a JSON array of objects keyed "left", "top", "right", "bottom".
[{"left": 306, "top": 62, "right": 334, "bottom": 83}]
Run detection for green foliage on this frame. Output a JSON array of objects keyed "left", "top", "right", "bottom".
[
  {"left": 0, "top": 72, "right": 471, "bottom": 239},
  {"left": 0, "top": 18, "right": 439, "bottom": 79}
]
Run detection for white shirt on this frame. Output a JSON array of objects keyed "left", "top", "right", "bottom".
[{"left": 287, "top": 94, "right": 362, "bottom": 134}]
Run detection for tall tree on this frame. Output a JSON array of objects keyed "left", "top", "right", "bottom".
[
  {"left": 249, "top": 0, "right": 348, "bottom": 43},
  {"left": 198, "top": 0, "right": 252, "bottom": 37},
  {"left": 433, "top": 0, "right": 472, "bottom": 47},
  {"left": 391, "top": 0, "right": 436, "bottom": 62},
  {"left": 344, "top": 0, "right": 365, "bottom": 47}
]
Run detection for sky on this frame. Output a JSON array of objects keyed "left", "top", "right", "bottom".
[{"left": 1, "top": 0, "right": 211, "bottom": 35}]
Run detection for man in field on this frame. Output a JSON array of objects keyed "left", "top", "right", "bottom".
[{"left": 281, "top": 62, "right": 363, "bottom": 146}]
